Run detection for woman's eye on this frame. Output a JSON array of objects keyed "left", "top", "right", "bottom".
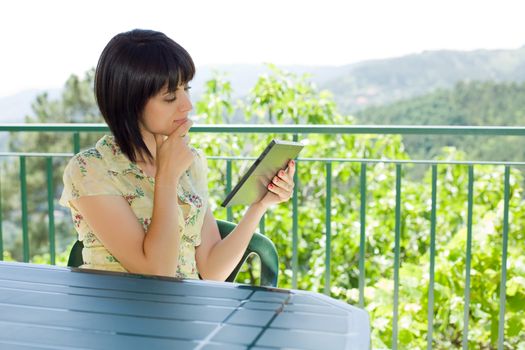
[
  {"left": 184, "top": 86, "right": 192, "bottom": 92},
  {"left": 165, "top": 95, "right": 176, "bottom": 102}
]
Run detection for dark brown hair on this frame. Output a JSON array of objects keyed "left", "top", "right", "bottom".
[{"left": 95, "top": 29, "right": 195, "bottom": 162}]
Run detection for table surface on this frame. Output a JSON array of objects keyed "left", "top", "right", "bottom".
[{"left": 0, "top": 261, "right": 370, "bottom": 350}]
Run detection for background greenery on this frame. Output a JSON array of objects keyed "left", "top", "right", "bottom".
[
  {"left": 356, "top": 81, "right": 525, "bottom": 163},
  {"left": 1, "top": 64, "right": 524, "bottom": 349}
]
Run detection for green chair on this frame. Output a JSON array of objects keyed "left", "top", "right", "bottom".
[{"left": 67, "top": 219, "right": 279, "bottom": 287}]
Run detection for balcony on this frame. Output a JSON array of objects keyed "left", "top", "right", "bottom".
[{"left": 0, "top": 123, "right": 523, "bottom": 350}]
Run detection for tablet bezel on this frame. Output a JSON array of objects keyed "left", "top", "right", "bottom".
[{"left": 221, "top": 139, "right": 304, "bottom": 207}]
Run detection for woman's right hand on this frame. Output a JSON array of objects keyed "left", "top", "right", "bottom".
[{"left": 153, "top": 120, "right": 194, "bottom": 185}]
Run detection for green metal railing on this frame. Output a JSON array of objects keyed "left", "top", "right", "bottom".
[{"left": 0, "top": 123, "right": 523, "bottom": 350}]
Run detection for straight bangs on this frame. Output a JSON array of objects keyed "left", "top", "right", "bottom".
[
  {"left": 136, "top": 38, "right": 195, "bottom": 98},
  {"left": 164, "top": 45, "right": 195, "bottom": 93}
]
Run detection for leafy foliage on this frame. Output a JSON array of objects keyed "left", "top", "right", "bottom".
[
  {"left": 355, "top": 80, "right": 525, "bottom": 164},
  {"left": 2, "top": 66, "right": 524, "bottom": 349},
  {"left": 196, "top": 69, "right": 525, "bottom": 349},
  {"left": 0, "top": 69, "right": 104, "bottom": 260}
]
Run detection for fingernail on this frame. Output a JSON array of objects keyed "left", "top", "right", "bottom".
[
  {"left": 268, "top": 183, "right": 273, "bottom": 189},
  {"left": 279, "top": 170, "right": 284, "bottom": 176}
]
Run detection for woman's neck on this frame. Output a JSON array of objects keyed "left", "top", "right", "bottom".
[{"left": 135, "top": 130, "right": 157, "bottom": 167}]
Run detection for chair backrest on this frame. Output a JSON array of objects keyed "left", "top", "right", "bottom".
[
  {"left": 67, "top": 240, "right": 84, "bottom": 268},
  {"left": 216, "top": 219, "right": 279, "bottom": 287},
  {"left": 67, "top": 219, "right": 279, "bottom": 287}
]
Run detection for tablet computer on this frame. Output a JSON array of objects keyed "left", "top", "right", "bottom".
[{"left": 221, "top": 139, "right": 304, "bottom": 207}]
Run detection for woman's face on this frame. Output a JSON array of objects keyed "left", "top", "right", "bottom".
[{"left": 140, "top": 84, "right": 193, "bottom": 136}]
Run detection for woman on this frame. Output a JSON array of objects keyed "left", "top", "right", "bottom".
[{"left": 59, "top": 29, "right": 295, "bottom": 280}]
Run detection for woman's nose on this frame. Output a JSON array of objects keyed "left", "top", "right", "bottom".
[{"left": 179, "top": 92, "right": 193, "bottom": 112}]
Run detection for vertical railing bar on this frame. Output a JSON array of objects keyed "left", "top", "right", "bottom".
[
  {"left": 46, "top": 157, "right": 56, "bottom": 265},
  {"left": 462, "top": 165, "right": 474, "bottom": 350},
  {"left": 497, "top": 166, "right": 510, "bottom": 350},
  {"left": 427, "top": 164, "right": 438, "bottom": 350},
  {"left": 0, "top": 161, "right": 3, "bottom": 261},
  {"left": 392, "top": 164, "right": 402, "bottom": 350},
  {"left": 292, "top": 173, "right": 299, "bottom": 288},
  {"left": 324, "top": 162, "right": 332, "bottom": 295},
  {"left": 226, "top": 160, "right": 233, "bottom": 222},
  {"left": 292, "top": 134, "right": 299, "bottom": 289},
  {"left": 358, "top": 163, "right": 367, "bottom": 308},
  {"left": 20, "top": 156, "right": 29, "bottom": 262},
  {"left": 73, "top": 132, "right": 80, "bottom": 155}
]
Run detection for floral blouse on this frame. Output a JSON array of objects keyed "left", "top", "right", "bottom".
[{"left": 59, "top": 135, "right": 208, "bottom": 279}]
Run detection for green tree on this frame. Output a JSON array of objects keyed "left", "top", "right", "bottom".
[
  {"left": 195, "top": 71, "right": 236, "bottom": 124},
  {"left": 247, "top": 64, "right": 341, "bottom": 124},
  {"left": 355, "top": 81, "right": 525, "bottom": 164},
  {"left": 2, "top": 65, "right": 524, "bottom": 349},
  {"left": 197, "top": 69, "right": 524, "bottom": 349},
  {"left": 1, "top": 69, "right": 103, "bottom": 261}
]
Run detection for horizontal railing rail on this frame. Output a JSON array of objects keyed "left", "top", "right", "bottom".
[
  {"left": 0, "top": 123, "right": 520, "bottom": 350},
  {"left": 2, "top": 122, "right": 525, "bottom": 135}
]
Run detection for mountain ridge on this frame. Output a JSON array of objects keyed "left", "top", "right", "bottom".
[
  {"left": 323, "top": 46, "right": 525, "bottom": 114},
  {"left": 2, "top": 45, "right": 525, "bottom": 122}
]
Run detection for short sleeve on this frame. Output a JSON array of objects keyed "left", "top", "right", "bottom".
[
  {"left": 189, "top": 148, "right": 209, "bottom": 200},
  {"left": 59, "top": 152, "right": 121, "bottom": 209}
]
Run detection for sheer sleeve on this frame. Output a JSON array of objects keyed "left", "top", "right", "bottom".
[{"left": 59, "top": 150, "right": 121, "bottom": 208}]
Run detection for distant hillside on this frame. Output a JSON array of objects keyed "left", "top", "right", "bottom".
[
  {"left": 0, "top": 65, "right": 339, "bottom": 122},
  {"left": 3, "top": 46, "right": 525, "bottom": 123},
  {"left": 324, "top": 46, "right": 525, "bottom": 114},
  {"left": 355, "top": 80, "right": 525, "bottom": 162}
]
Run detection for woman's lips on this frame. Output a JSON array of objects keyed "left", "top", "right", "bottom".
[{"left": 173, "top": 118, "right": 189, "bottom": 126}]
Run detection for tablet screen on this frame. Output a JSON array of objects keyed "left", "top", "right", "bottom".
[{"left": 221, "top": 140, "right": 304, "bottom": 207}]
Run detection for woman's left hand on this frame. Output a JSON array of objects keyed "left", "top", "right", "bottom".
[{"left": 257, "top": 160, "right": 296, "bottom": 209}]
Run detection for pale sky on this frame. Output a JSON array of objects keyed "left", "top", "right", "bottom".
[{"left": 0, "top": 0, "right": 524, "bottom": 97}]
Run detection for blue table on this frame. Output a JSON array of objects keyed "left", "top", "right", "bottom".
[{"left": 0, "top": 261, "right": 370, "bottom": 349}]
